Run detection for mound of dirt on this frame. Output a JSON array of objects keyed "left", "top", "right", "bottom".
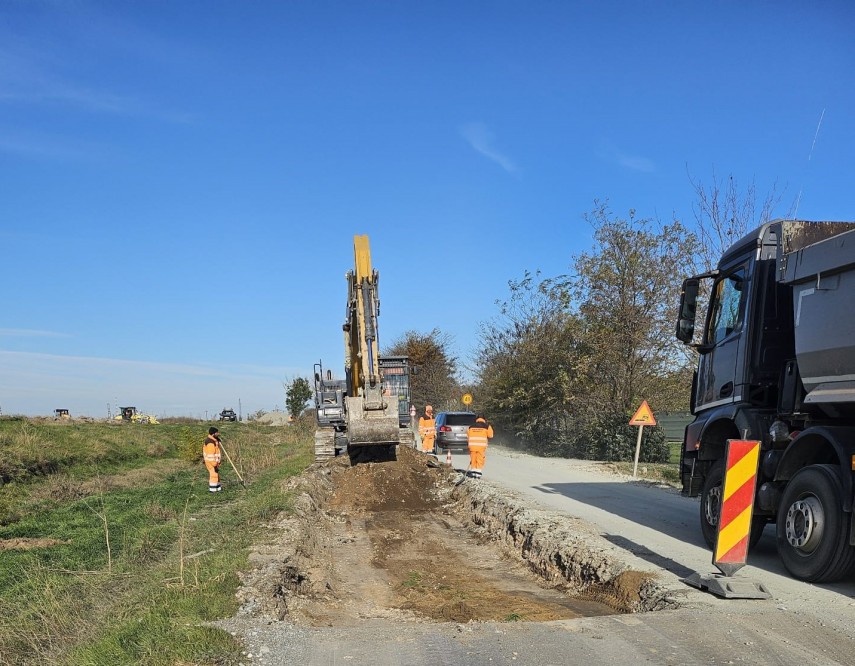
[
  {"left": 328, "top": 446, "right": 451, "bottom": 513},
  {"left": 254, "top": 411, "right": 291, "bottom": 426}
]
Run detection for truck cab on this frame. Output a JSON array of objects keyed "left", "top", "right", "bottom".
[{"left": 677, "top": 219, "right": 855, "bottom": 582}]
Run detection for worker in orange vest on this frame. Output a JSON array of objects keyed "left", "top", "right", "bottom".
[
  {"left": 467, "top": 416, "right": 493, "bottom": 479},
  {"left": 203, "top": 426, "right": 223, "bottom": 492},
  {"left": 418, "top": 404, "right": 436, "bottom": 453}
]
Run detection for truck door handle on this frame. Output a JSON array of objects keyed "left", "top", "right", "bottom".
[{"left": 719, "top": 382, "right": 734, "bottom": 398}]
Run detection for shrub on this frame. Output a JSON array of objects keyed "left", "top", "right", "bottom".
[
  {"left": 585, "top": 410, "right": 669, "bottom": 463},
  {"left": 176, "top": 427, "right": 202, "bottom": 463}
]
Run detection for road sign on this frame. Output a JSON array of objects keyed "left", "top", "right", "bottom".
[
  {"left": 462, "top": 393, "right": 473, "bottom": 405},
  {"left": 630, "top": 400, "right": 656, "bottom": 477},
  {"left": 629, "top": 400, "right": 656, "bottom": 426}
]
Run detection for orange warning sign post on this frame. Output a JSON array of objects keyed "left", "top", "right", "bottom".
[
  {"left": 629, "top": 400, "right": 656, "bottom": 426},
  {"left": 630, "top": 401, "right": 656, "bottom": 477},
  {"left": 714, "top": 439, "right": 761, "bottom": 576}
]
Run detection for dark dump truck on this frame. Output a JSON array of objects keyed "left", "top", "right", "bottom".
[{"left": 676, "top": 219, "right": 855, "bottom": 582}]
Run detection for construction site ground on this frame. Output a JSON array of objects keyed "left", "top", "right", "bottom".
[{"left": 217, "top": 446, "right": 855, "bottom": 665}]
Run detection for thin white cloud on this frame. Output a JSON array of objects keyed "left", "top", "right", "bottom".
[
  {"left": 0, "top": 350, "right": 302, "bottom": 417},
  {"left": 0, "top": 130, "right": 108, "bottom": 161},
  {"left": 0, "top": 27, "right": 194, "bottom": 124},
  {"left": 460, "top": 122, "right": 519, "bottom": 174},
  {"left": 0, "top": 74, "right": 193, "bottom": 123},
  {"left": 0, "top": 328, "right": 70, "bottom": 338},
  {"left": 597, "top": 140, "right": 656, "bottom": 173},
  {"left": 617, "top": 153, "right": 656, "bottom": 173}
]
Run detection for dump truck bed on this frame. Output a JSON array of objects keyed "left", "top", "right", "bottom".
[{"left": 779, "top": 223, "right": 855, "bottom": 406}]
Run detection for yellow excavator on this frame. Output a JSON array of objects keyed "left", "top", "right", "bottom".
[{"left": 313, "top": 235, "right": 404, "bottom": 462}]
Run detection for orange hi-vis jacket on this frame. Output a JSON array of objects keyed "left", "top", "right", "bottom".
[
  {"left": 467, "top": 421, "right": 493, "bottom": 447},
  {"left": 418, "top": 415, "right": 436, "bottom": 439},
  {"left": 203, "top": 435, "right": 222, "bottom": 465}
]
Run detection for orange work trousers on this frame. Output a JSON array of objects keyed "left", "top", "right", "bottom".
[
  {"left": 421, "top": 434, "right": 435, "bottom": 453},
  {"left": 468, "top": 445, "right": 487, "bottom": 472},
  {"left": 205, "top": 462, "right": 220, "bottom": 487}
]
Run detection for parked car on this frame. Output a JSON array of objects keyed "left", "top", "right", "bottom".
[{"left": 433, "top": 411, "right": 477, "bottom": 453}]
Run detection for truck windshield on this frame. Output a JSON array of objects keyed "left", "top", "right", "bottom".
[{"left": 707, "top": 268, "right": 745, "bottom": 344}]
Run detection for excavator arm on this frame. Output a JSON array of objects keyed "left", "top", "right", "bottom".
[{"left": 341, "top": 235, "right": 401, "bottom": 455}]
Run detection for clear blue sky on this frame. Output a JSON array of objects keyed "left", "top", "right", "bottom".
[{"left": 1, "top": 1, "right": 853, "bottom": 418}]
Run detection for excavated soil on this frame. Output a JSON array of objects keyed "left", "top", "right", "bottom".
[{"left": 234, "top": 446, "right": 670, "bottom": 628}]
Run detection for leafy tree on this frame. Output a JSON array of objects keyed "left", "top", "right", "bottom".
[
  {"left": 475, "top": 204, "right": 698, "bottom": 461},
  {"left": 285, "top": 377, "right": 313, "bottom": 419},
  {"left": 551, "top": 203, "right": 697, "bottom": 418},
  {"left": 477, "top": 271, "right": 588, "bottom": 454},
  {"left": 384, "top": 329, "right": 459, "bottom": 411}
]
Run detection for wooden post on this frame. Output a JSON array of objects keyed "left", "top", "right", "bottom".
[{"left": 632, "top": 425, "right": 644, "bottom": 478}]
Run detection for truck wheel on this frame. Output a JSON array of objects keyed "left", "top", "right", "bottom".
[
  {"left": 700, "top": 460, "right": 767, "bottom": 551},
  {"left": 776, "top": 464, "right": 855, "bottom": 582}
]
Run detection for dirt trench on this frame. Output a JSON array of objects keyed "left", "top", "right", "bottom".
[{"left": 235, "top": 446, "right": 672, "bottom": 627}]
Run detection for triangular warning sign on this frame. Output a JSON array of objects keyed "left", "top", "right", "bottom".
[{"left": 629, "top": 400, "right": 656, "bottom": 426}]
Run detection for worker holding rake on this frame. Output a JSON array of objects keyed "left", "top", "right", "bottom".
[
  {"left": 203, "top": 427, "right": 223, "bottom": 492},
  {"left": 203, "top": 426, "right": 248, "bottom": 492}
]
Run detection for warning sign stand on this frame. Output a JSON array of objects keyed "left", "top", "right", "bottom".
[
  {"left": 629, "top": 401, "right": 656, "bottom": 478},
  {"left": 683, "top": 439, "right": 772, "bottom": 599}
]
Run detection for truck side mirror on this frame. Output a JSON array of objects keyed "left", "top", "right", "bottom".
[{"left": 676, "top": 278, "right": 700, "bottom": 343}]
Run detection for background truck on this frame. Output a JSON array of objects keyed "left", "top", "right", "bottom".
[
  {"left": 378, "top": 355, "right": 416, "bottom": 448},
  {"left": 313, "top": 235, "right": 404, "bottom": 462},
  {"left": 676, "top": 219, "right": 855, "bottom": 582}
]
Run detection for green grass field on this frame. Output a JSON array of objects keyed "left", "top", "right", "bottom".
[{"left": 0, "top": 417, "right": 313, "bottom": 665}]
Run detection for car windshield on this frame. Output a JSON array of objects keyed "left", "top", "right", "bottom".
[{"left": 446, "top": 414, "right": 477, "bottom": 426}]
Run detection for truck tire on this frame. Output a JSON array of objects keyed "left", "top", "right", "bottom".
[
  {"left": 776, "top": 464, "right": 855, "bottom": 582},
  {"left": 700, "top": 460, "right": 767, "bottom": 551}
]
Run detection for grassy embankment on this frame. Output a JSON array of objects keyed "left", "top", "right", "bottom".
[
  {"left": 606, "top": 441, "right": 682, "bottom": 485},
  {"left": 0, "top": 417, "right": 313, "bottom": 665}
]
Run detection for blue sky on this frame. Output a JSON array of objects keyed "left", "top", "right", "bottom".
[{"left": 1, "top": 1, "right": 853, "bottom": 418}]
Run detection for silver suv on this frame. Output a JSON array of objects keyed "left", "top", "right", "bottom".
[{"left": 433, "top": 411, "right": 477, "bottom": 453}]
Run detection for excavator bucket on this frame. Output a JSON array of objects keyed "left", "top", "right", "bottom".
[{"left": 345, "top": 394, "right": 401, "bottom": 447}]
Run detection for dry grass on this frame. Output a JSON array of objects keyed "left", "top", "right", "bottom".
[{"left": 0, "top": 418, "right": 313, "bottom": 665}]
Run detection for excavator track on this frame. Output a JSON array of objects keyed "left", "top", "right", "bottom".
[
  {"left": 314, "top": 428, "right": 336, "bottom": 462},
  {"left": 399, "top": 428, "right": 416, "bottom": 449}
]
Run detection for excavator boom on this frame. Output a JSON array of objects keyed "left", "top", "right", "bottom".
[
  {"left": 344, "top": 235, "right": 400, "bottom": 452},
  {"left": 316, "top": 235, "right": 401, "bottom": 462}
]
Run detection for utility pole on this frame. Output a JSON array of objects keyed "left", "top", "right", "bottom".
[{"left": 238, "top": 398, "right": 242, "bottom": 422}]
